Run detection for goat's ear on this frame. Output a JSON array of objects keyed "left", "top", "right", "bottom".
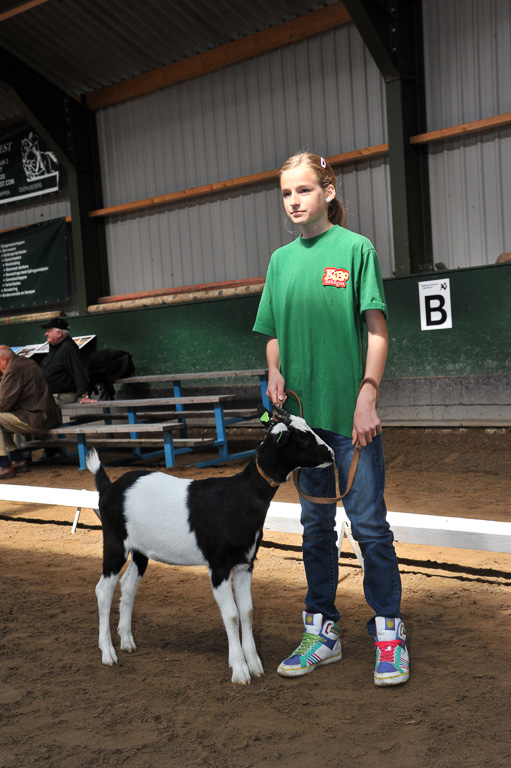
[
  {"left": 272, "top": 405, "right": 291, "bottom": 424},
  {"left": 258, "top": 404, "right": 271, "bottom": 420},
  {"left": 258, "top": 406, "right": 273, "bottom": 428}
]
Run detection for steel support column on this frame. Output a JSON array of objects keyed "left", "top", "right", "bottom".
[{"left": 342, "top": 0, "right": 432, "bottom": 275}]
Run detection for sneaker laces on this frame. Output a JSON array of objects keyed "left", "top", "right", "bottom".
[
  {"left": 375, "top": 638, "right": 401, "bottom": 662},
  {"left": 294, "top": 632, "right": 323, "bottom": 655}
]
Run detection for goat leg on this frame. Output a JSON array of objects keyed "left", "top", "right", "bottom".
[
  {"left": 118, "top": 557, "right": 144, "bottom": 653},
  {"left": 211, "top": 576, "right": 252, "bottom": 684},
  {"left": 232, "top": 565, "right": 264, "bottom": 678},
  {"left": 96, "top": 573, "right": 120, "bottom": 665}
]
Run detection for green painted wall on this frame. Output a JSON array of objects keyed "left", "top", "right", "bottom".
[
  {"left": 1, "top": 264, "right": 509, "bottom": 378},
  {"left": 383, "top": 263, "right": 510, "bottom": 377}
]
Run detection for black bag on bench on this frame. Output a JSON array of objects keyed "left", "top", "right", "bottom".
[{"left": 87, "top": 349, "right": 135, "bottom": 398}]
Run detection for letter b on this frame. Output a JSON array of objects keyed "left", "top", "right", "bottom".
[{"left": 425, "top": 295, "right": 447, "bottom": 326}]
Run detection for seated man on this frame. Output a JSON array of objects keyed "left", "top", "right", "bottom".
[
  {"left": 0, "top": 345, "right": 60, "bottom": 478},
  {"left": 40, "top": 317, "right": 94, "bottom": 404}
]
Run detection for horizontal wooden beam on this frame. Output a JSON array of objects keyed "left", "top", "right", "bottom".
[
  {"left": 96, "top": 277, "right": 265, "bottom": 304},
  {"left": 88, "top": 168, "right": 280, "bottom": 218},
  {"left": 88, "top": 282, "right": 265, "bottom": 313},
  {"left": 0, "top": 216, "right": 71, "bottom": 236},
  {"left": 88, "top": 143, "right": 389, "bottom": 219},
  {"left": 86, "top": 2, "right": 351, "bottom": 110},
  {"left": 0, "top": 0, "right": 50, "bottom": 23},
  {"left": 88, "top": 106, "right": 510, "bottom": 221},
  {"left": 2, "top": 112, "right": 508, "bottom": 234},
  {"left": 410, "top": 111, "right": 511, "bottom": 144},
  {"left": 329, "top": 143, "right": 389, "bottom": 165}
]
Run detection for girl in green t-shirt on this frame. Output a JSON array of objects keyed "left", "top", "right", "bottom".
[{"left": 253, "top": 152, "right": 409, "bottom": 687}]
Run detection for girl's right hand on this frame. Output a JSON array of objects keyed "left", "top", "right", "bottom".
[{"left": 267, "top": 370, "right": 287, "bottom": 407}]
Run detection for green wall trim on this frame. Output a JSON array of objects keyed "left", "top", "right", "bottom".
[{"left": 0, "top": 264, "right": 509, "bottom": 379}]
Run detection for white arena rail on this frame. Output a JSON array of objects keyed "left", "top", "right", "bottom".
[
  {"left": 265, "top": 501, "right": 511, "bottom": 567},
  {"left": 1, "top": 489, "right": 510, "bottom": 557},
  {"left": 0, "top": 484, "right": 99, "bottom": 534}
]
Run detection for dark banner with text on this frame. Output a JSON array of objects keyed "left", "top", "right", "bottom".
[
  {"left": 0, "top": 218, "right": 68, "bottom": 311},
  {"left": 0, "top": 124, "right": 60, "bottom": 205}
]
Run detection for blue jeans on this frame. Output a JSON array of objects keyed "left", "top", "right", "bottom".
[{"left": 298, "top": 430, "right": 402, "bottom": 637}]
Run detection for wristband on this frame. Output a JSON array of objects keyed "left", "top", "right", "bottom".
[{"left": 359, "top": 377, "right": 380, "bottom": 405}]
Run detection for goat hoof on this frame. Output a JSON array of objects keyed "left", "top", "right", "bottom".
[
  {"left": 101, "top": 648, "right": 118, "bottom": 666},
  {"left": 119, "top": 632, "right": 137, "bottom": 653},
  {"left": 231, "top": 666, "right": 252, "bottom": 685}
]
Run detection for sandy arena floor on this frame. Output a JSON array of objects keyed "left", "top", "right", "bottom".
[{"left": 1, "top": 427, "right": 510, "bottom": 768}]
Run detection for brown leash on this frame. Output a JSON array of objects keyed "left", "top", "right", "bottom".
[{"left": 284, "top": 379, "right": 380, "bottom": 505}]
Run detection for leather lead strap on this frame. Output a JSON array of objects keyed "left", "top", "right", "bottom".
[
  {"left": 255, "top": 457, "right": 280, "bottom": 488},
  {"left": 283, "top": 379, "right": 380, "bottom": 506},
  {"left": 292, "top": 444, "right": 361, "bottom": 505}
]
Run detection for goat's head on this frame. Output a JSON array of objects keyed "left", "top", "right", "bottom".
[{"left": 257, "top": 406, "right": 334, "bottom": 483}]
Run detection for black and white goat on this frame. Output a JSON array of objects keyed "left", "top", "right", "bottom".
[{"left": 86, "top": 407, "right": 334, "bottom": 684}]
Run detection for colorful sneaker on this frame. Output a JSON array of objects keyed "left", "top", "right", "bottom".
[
  {"left": 374, "top": 616, "right": 410, "bottom": 686},
  {"left": 277, "top": 611, "right": 342, "bottom": 677}
]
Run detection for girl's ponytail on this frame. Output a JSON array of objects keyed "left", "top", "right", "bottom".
[{"left": 327, "top": 196, "right": 345, "bottom": 227}]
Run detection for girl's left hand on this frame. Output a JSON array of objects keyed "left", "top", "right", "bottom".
[{"left": 352, "top": 388, "right": 381, "bottom": 446}]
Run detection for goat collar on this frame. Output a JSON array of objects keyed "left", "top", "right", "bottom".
[{"left": 255, "top": 456, "right": 280, "bottom": 488}]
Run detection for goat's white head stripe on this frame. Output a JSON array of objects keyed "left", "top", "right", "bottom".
[{"left": 286, "top": 413, "right": 331, "bottom": 452}]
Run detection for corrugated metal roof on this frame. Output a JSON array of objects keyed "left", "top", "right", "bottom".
[{"left": 0, "top": 0, "right": 340, "bottom": 114}]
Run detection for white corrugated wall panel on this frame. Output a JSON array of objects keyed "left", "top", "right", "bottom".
[
  {"left": 339, "top": 158, "right": 394, "bottom": 279},
  {"left": 97, "top": 22, "right": 393, "bottom": 294},
  {"left": 428, "top": 129, "right": 511, "bottom": 268},
  {"left": 423, "top": 0, "right": 511, "bottom": 130},
  {"left": 423, "top": 0, "right": 511, "bottom": 267}
]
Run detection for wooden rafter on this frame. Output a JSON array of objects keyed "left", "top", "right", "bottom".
[
  {"left": 86, "top": 2, "right": 352, "bottom": 110},
  {"left": 0, "top": 0, "right": 50, "bottom": 23}
]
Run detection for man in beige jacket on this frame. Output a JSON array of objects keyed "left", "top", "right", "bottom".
[{"left": 0, "top": 346, "right": 59, "bottom": 478}]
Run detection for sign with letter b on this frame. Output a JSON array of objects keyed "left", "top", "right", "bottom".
[{"left": 418, "top": 278, "right": 452, "bottom": 331}]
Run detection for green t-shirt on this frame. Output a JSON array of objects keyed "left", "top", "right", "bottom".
[{"left": 253, "top": 225, "right": 387, "bottom": 437}]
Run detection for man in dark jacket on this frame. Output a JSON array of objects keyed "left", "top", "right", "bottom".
[
  {"left": 40, "top": 317, "right": 91, "bottom": 404},
  {"left": 0, "top": 345, "right": 59, "bottom": 478}
]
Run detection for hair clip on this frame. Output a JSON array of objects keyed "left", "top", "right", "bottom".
[{"left": 320, "top": 156, "right": 327, "bottom": 168}]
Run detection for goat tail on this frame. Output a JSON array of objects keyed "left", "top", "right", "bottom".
[{"left": 85, "top": 448, "right": 111, "bottom": 496}]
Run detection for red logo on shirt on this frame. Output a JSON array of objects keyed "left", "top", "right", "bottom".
[{"left": 322, "top": 267, "right": 350, "bottom": 288}]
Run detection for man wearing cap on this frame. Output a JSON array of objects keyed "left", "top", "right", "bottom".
[
  {"left": 0, "top": 345, "right": 59, "bottom": 478},
  {"left": 40, "top": 317, "right": 91, "bottom": 404}
]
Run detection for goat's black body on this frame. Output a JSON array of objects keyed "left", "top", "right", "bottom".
[
  {"left": 87, "top": 407, "right": 334, "bottom": 682},
  {"left": 187, "top": 460, "right": 276, "bottom": 586}
]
